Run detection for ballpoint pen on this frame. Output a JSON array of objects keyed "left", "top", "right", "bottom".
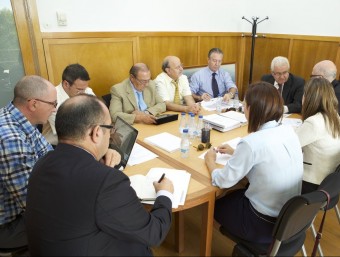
[{"left": 158, "top": 173, "right": 165, "bottom": 183}]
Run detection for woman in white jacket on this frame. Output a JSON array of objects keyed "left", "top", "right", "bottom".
[{"left": 295, "top": 77, "right": 340, "bottom": 193}]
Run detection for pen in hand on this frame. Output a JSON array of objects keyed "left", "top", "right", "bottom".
[{"left": 158, "top": 173, "right": 165, "bottom": 183}]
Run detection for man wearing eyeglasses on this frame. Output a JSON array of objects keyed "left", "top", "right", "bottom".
[
  {"left": 0, "top": 75, "right": 56, "bottom": 249},
  {"left": 26, "top": 94, "right": 173, "bottom": 256},
  {"left": 261, "top": 56, "right": 304, "bottom": 114},
  {"left": 155, "top": 56, "right": 200, "bottom": 114},
  {"left": 311, "top": 60, "right": 340, "bottom": 114},
  {"left": 42, "top": 63, "right": 95, "bottom": 146},
  {"left": 110, "top": 63, "right": 166, "bottom": 125}
]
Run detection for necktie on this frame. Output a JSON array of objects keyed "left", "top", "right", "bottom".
[
  {"left": 212, "top": 73, "right": 219, "bottom": 98},
  {"left": 278, "top": 84, "right": 283, "bottom": 95},
  {"left": 137, "top": 91, "right": 147, "bottom": 111},
  {"left": 172, "top": 80, "right": 181, "bottom": 104}
]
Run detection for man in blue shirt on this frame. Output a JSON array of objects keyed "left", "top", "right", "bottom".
[
  {"left": 0, "top": 75, "right": 56, "bottom": 248},
  {"left": 190, "top": 48, "right": 238, "bottom": 102}
]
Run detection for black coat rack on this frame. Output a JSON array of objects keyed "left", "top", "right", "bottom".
[{"left": 242, "top": 16, "right": 269, "bottom": 85}]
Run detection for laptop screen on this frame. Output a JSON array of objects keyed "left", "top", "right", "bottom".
[{"left": 109, "top": 116, "right": 138, "bottom": 169}]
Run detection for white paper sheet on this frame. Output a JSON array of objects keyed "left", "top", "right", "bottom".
[{"left": 199, "top": 137, "right": 241, "bottom": 165}]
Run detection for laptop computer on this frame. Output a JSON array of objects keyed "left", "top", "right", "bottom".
[{"left": 109, "top": 116, "right": 138, "bottom": 169}]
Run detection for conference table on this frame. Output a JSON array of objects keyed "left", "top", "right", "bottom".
[{"left": 127, "top": 109, "right": 249, "bottom": 256}]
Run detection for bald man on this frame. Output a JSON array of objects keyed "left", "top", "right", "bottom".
[
  {"left": 155, "top": 56, "right": 200, "bottom": 114},
  {"left": 312, "top": 60, "right": 340, "bottom": 113}
]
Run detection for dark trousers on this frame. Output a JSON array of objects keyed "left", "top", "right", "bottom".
[
  {"left": 214, "top": 189, "right": 276, "bottom": 244},
  {"left": 0, "top": 214, "right": 27, "bottom": 248}
]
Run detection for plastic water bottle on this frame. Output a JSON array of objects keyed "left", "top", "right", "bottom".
[
  {"left": 179, "top": 112, "right": 187, "bottom": 134},
  {"left": 180, "top": 129, "right": 190, "bottom": 158},
  {"left": 188, "top": 113, "right": 196, "bottom": 141},
  {"left": 233, "top": 92, "right": 239, "bottom": 110},
  {"left": 196, "top": 115, "right": 204, "bottom": 139}
]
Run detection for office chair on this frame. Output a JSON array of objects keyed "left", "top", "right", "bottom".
[
  {"left": 309, "top": 163, "right": 340, "bottom": 257},
  {"left": 219, "top": 190, "right": 328, "bottom": 257},
  {"left": 102, "top": 93, "right": 111, "bottom": 109}
]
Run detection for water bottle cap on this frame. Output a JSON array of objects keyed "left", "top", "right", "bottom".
[
  {"left": 199, "top": 115, "right": 203, "bottom": 118},
  {"left": 181, "top": 112, "right": 185, "bottom": 115},
  {"left": 190, "top": 113, "right": 195, "bottom": 117},
  {"left": 183, "top": 129, "right": 188, "bottom": 133}
]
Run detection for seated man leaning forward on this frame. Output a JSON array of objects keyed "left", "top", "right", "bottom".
[
  {"left": 25, "top": 94, "right": 174, "bottom": 256},
  {"left": 154, "top": 56, "right": 200, "bottom": 114},
  {"left": 42, "top": 63, "right": 95, "bottom": 146},
  {"left": 189, "top": 47, "right": 238, "bottom": 102},
  {"left": 109, "top": 63, "right": 166, "bottom": 125}
]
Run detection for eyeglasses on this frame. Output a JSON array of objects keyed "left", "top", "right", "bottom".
[
  {"left": 310, "top": 74, "right": 324, "bottom": 78},
  {"left": 99, "top": 124, "right": 116, "bottom": 134},
  {"left": 29, "top": 99, "right": 58, "bottom": 108},
  {"left": 193, "top": 142, "right": 212, "bottom": 151},
  {"left": 133, "top": 76, "right": 150, "bottom": 85},
  {"left": 272, "top": 71, "right": 289, "bottom": 77},
  {"left": 169, "top": 63, "right": 184, "bottom": 70}
]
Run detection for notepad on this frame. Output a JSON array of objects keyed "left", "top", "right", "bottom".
[
  {"left": 144, "top": 132, "right": 181, "bottom": 152},
  {"left": 129, "top": 168, "right": 191, "bottom": 208},
  {"left": 203, "top": 114, "right": 242, "bottom": 132}
]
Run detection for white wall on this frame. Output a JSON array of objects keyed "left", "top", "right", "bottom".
[{"left": 36, "top": 0, "right": 340, "bottom": 37}]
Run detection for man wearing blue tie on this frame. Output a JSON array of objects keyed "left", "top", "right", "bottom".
[{"left": 109, "top": 63, "right": 166, "bottom": 125}]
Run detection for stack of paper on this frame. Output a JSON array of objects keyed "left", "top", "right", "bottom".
[
  {"left": 203, "top": 114, "right": 242, "bottom": 132},
  {"left": 129, "top": 168, "right": 191, "bottom": 208},
  {"left": 219, "top": 111, "right": 247, "bottom": 123},
  {"left": 144, "top": 132, "right": 181, "bottom": 152}
]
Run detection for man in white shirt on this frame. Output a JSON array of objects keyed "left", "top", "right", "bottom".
[
  {"left": 155, "top": 56, "right": 200, "bottom": 114},
  {"left": 42, "top": 64, "right": 95, "bottom": 146}
]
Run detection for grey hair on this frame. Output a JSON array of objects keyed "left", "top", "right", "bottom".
[{"left": 271, "top": 56, "right": 290, "bottom": 71}]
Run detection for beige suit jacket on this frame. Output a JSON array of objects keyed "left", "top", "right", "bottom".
[{"left": 109, "top": 78, "right": 166, "bottom": 124}]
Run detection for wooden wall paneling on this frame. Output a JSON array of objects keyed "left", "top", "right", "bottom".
[
  {"left": 290, "top": 39, "right": 340, "bottom": 81},
  {"left": 43, "top": 37, "right": 136, "bottom": 97},
  {"left": 138, "top": 36, "right": 199, "bottom": 78},
  {"left": 198, "top": 36, "right": 241, "bottom": 65}
]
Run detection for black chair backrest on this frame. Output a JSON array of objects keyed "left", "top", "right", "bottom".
[
  {"left": 272, "top": 191, "right": 327, "bottom": 242},
  {"left": 317, "top": 164, "right": 340, "bottom": 209},
  {"left": 102, "top": 94, "right": 111, "bottom": 109}
]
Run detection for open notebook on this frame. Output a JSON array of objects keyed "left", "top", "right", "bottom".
[{"left": 129, "top": 168, "right": 191, "bottom": 208}]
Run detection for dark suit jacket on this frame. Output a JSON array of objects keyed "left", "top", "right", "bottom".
[
  {"left": 109, "top": 79, "right": 166, "bottom": 124},
  {"left": 26, "top": 144, "right": 172, "bottom": 256},
  {"left": 332, "top": 79, "right": 340, "bottom": 114},
  {"left": 261, "top": 73, "right": 304, "bottom": 113}
]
